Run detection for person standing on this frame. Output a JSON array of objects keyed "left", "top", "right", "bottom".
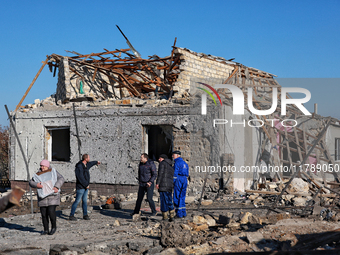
[
  {"left": 69, "top": 154, "right": 100, "bottom": 221},
  {"left": 132, "top": 153, "right": 157, "bottom": 216},
  {"left": 156, "top": 154, "right": 175, "bottom": 221},
  {"left": 172, "top": 151, "right": 189, "bottom": 218},
  {"left": 29, "top": 159, "right": 64, "bottom": 235}
]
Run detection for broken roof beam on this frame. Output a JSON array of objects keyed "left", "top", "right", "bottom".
[
  {"left": 140, "top": 63, "right": 170, "bottom": 92},
  {"left": 15, "top": 57, "right": 49, "bottom": 113},
  {"left": 96, "top": 69, "right": 140, "bottom": 97},
  {"left": 274, "top": 117, "right": 332, "bottom": 206},
  {"left": 67, "top": 49, "right": 130, "bottom": 59}
]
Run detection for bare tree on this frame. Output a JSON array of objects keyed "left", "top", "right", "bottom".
[{"left": 0, "top": 125, "right": 9, "bottom": 179}]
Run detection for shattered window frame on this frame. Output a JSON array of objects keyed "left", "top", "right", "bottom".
[{"left": 45, "top": 126, "right": 71, "bottom": 162}]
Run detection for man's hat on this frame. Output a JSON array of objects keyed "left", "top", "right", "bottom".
[
  {"left": 159, "top": 154, "right": 168, "bottom": 159},
  {"left": 172, "top": 150, "right": 181, "bottom": 155}
]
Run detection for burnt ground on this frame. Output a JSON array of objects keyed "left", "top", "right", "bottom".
[{"left": 1, "top": 193, "right": 340, "bottom": 254}]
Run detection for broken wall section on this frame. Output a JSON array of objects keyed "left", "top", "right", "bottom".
[
  {"left": 55, "top": 57, "right": 120, "bottom": 104},
  {"left": 173, "top": 48, "right": 235, "bottom": 97}
]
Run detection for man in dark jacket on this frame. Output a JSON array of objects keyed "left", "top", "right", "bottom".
[
  {"left": 132, "top": 153, "right": 157, "bottom": 216},
  {"left": 156, "top": 154, "right": 175, "bottom": 221},
  {"left": 69, "top": 154, "right": 100, "bottom": 221}
]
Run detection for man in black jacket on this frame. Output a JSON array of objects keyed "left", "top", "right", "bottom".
[
  {"left": 69, "top": 154, "right": 100, "bottom": 221},
  {"left": 156, "top": 154, "right": 175, "bottom": 221},
  {"left": 132, "top": 153, "right": 157, "bottom": 216}
]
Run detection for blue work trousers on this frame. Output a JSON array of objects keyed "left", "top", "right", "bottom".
[
  {"left": 70, "top": 188, "right": 88, "bottom": 216},
  {"left": 159, "top": 191, "right": 174, "bottom": 212},
  {"left": 173, "top": 176, "right": 187, "bottom": 218}
]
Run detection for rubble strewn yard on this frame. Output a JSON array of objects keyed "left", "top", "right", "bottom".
[
  {"left": 4, "top": 39, "right": 340, "bottom": 255},
  {"left": 2, "top": 185, "right": 340, "bottom": 254}
]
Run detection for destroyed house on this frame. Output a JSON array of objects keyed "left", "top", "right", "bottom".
[{"left": 9, "top": 45, "right": 340, "bottom": 195}]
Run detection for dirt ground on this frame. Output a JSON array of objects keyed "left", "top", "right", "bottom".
[{"left": 2, "top": 191, "right": 340, "bottom": 254}]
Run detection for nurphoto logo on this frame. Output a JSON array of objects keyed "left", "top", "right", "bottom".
[{"left": 198, "top": 83, "right": 311, "bottom": 116}]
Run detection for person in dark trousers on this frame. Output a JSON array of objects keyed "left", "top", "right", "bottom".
[
  {"left": 156, "top": 154, "right": 175, "bottom": 221},
  {"left": 69, "top": 154, "right": 100, "bottom": 221},
  {"left": 132, "top": 153, "right": 157, "bottom": 217},
  {"left": 29, "top": 159, "right": 64, "bottom": 235},
  {"left": 172, "top": 150, "right": 189, "bottom": 218}
]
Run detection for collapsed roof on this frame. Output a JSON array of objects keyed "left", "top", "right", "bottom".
[{"left": 15, "top": 44, "right": 340, "bottom": 191}]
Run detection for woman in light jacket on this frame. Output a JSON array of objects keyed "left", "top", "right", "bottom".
[{"left": 29, "top": 159, "right": 64, "bottom": 235}]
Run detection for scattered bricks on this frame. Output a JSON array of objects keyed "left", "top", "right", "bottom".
[
  {"left": 193, "top": 223, "right": 209, "bottom": 232},
  {"left": 240, "top": 212, "right": 252, "bottom": 224},
  {"left": 193, "top": 215, "right": 206, "bottom": 224},
  {"left": 185, "top": 196, "right": 195, "bottom": 204},
  {"left": 248, "top": 215, "right": 262, "bottom": 225},
  {"left": 278, "top": 233, "right": 298, "bottom": 247},
  {"left": 227, "top": 221, "right": 240, "bottom": 230},
  {"left": 132, "top": 214, "right": 141, "bottom": 222},
  {"left": 246, "top": 232, "right": 264, "bottom": 244},
  {"left": 268, "top": 183, "right": 278, "bottom": 190},
  {"left": 282, "top": 194, "right": 295, "bottom": 201},
  {"left": 204, "top": 215, "right": 216, "bottom": 227},
  {"left": 118, "top": 194, "right": 126, "bottom": 201},
  {"left": 248, "top": 194, "right": 259, "bottom": 200},
  {"left": 122, "top": 99, "right": 131, "bottom": 105},
  {"left": 287, "top": 178, "right": 309, "bottom": 194},
  {"left": 293, "top": 196, "right": 308, "bottom": 207},
  {"left": 262, "top": 213, "right": 290, "bottom": 225},
  {"left": 213, "top": 236, "right": 226, "bottom": 245},
  {"left": 99, "top": 196, "right": 107, "bottom": 201},
  {"left": 180, "top": 223, "right": 191, "bottom": 230},
  {"left": 200, "top": 199, "right": 213, "bottom": 206}
]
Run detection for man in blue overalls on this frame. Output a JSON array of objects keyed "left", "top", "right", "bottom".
[{"left": 172, "top": 150, "right": 189, "bottom": 218}]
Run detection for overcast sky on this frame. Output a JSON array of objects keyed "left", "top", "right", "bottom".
[{"left": 0, "top": 0, "right": 339, "bottom": 126}]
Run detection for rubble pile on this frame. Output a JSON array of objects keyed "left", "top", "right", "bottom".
[{"left": 3, "top": 186, "right": 340, "bottom": 254}]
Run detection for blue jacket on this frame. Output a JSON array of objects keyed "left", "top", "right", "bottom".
[
  {"left": 75, "top": 161, "right": 98, "bottom": 190},
  {"left": 173, "top": 157, "right": 189, "bottom": 178},
  {"left": 138, "top": 159, "right": 157, "bottom": 186}
]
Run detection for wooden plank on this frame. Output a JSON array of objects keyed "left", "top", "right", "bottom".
[
  {"left": 294, "top": 125, "right": 306, "bottom": 172},
  {"left": 15, "top": 57, "right": 49, "bottom": 113},
  {"left": 223, "top": 66, "right": 239, "bottom": 84},
  {"left": 274, "top": 118, "right": 332, "bottom": 205},
  {"left": 92, "top": 68, "right": 98, "bottom": 82},
  {"left": 68, "top": 49, "right": 130, "bottom": 59},
  {"left": 69, "top": 66, "right": 84, "bottom": 79}
]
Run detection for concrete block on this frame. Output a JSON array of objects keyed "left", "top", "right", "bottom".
[
  {"left": 240, "top": 212, "right": 252, "bottom": 224},
  {"left": 247, "top": 232, "right": 264, "bottom": 244},
  {"left": 293, "top": 196, "right": 307, "bottom": 206},
  {"left": 185, "top": 196, "right": 195, "bottom": 204},
  {"left": 200, "top": 199, "right": 213, "bottom": 206},
  {"left": 193, "top": 215, "right": 206, "bottom": 224},
  {"left": 204, "top": 215, "right": 216, "bottom": 227}
]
